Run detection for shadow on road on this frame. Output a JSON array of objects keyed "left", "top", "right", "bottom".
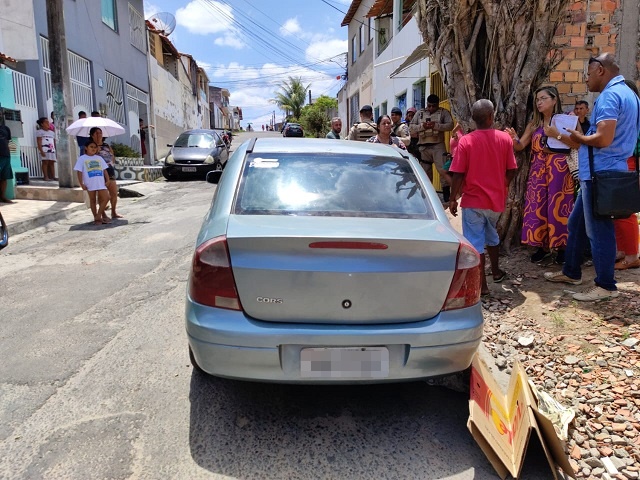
[
  {"left": 188, "top": 373, "right": 499, "bottom": 479},
  {"left": 68, "top": 218, "right": 130, "bottom": 230}
]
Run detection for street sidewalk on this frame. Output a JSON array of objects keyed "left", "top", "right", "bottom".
[{"left": 0, "top": 180, "right": 159, "bottom": 236}]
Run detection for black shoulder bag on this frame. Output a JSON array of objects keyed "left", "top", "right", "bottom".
[{"left": 588, "top": 97, "right": 640, "bottom": 219}]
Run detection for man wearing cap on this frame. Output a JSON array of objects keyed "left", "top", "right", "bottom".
[
  {"left": 347, "top": 105, "right": 377, "bottom": 142},
  {"left": 409, "top": 94, "right": 454, "bottom": 199},
  {"left": 390, "top": 107, "right": 411, "bottom": 145}
]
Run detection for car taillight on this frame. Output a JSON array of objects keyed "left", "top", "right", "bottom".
[
  {"left": 189, "top": 235, "right": 242, "bottom": 310},
  {"left": 442, "top": 243, "right": 481, "bottom": 311}
]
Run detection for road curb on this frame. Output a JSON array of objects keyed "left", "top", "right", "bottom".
[{"left": 8, "top": 202, "right": 87, "bottom": 236}]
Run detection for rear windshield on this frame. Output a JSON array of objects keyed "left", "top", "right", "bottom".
[
  {"left": 174, "top": 133, "right": 217, "bottom": 148},
  {"left": 233, "top": 153, "right": 433, "bottom": 219}
]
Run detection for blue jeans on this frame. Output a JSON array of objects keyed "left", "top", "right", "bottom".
[{"left": 562, "top": 180, "right": 617, "bottom": 291}]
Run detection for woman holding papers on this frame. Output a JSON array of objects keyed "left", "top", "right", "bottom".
[{"left": 506, "top": 86, "right": 580, "bottom": 264}]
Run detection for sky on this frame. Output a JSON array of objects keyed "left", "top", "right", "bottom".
[{"left": 143, "top": 0, "right": 351, "bottom": 129}]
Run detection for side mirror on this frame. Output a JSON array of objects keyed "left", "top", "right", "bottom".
[{"left": 206, "top": 170, "right": 223, "bottom": 184}]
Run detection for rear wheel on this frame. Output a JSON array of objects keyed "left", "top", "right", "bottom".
[{"left": 189, "top": 346, "right": 206, "bottom": 374}]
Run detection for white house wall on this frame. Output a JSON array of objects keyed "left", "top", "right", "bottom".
[
  {"left": 344, "top": 0, "right": 375, "bottom": 128},
  {"left": 372, "top": 16, "right": 430, "bottom": 114},
  {"left": 150, "top": 60, "right": 186, "bottom": 159},
  {"left": 151, "top": 57, "right": 212, "bottom": 159}
]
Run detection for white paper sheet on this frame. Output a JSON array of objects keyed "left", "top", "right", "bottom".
[{"left": 546, "top": 114, "right": 579, "bottom": 149}]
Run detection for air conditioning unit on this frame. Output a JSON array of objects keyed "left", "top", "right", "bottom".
[{"left": 1, "top": 107, "right": 23, "bottom": 138}]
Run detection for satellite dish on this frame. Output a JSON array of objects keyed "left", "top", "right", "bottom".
[{"left": 148, "top": 12, "right": 176, "bottom": 36}]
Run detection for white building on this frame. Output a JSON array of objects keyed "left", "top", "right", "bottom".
[{"left": 340, "top": 0, "right": 435, "bottom": 126}]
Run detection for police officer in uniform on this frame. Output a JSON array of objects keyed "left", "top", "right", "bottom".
[
  {"left": 409, "top": 94, "right": 454, "bottom": 200},
  {"left": 390, "top": 107, "right": 411, "bottom": 145},
  {"left": 347, "top": 105, "right": 377, "bottom": 141}
]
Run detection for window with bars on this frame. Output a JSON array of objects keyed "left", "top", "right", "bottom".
[
  {"left": 105, "top": 71, "right": 125, "bottom": 124},
  {"left": 102, "top": 0, "right": 118, "bottom": 31},
  {"left": 128, "top": 3, "right": 145, "bottom": 52},
  {"left": 40, "top": 36, "right": 93, "bottom": 113},
  {"left": 148, "top": 31, "right": 157, "bottom": 58}
]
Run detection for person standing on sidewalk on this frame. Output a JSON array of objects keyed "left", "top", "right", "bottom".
[
  {"left": 0, "top": 114, "right": 14, "bottom": 204},
  {"left": 448, "top": 99, "right": 517, "bottom": 297},
  {"left": 409, "top": 94, "right": 454, "bottom": 201},
  {"left": 544, "top": 53, "right": 640, "bottom": 301},
  {"left": 36, "top": 117, "right": 57, "bottom": 182},
  {"left": 76, "top": 111, "right": 90, "bottom": 156}
]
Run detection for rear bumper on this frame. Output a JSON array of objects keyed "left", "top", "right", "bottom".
[
  {"left": 186, "top": 299, "right": 483, "bottom": 383},
  {"left": 162, "top": 163, "right": 219, "bottom": 177}
]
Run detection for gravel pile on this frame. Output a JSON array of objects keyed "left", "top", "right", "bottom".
[{"left": 480, "top": 262, "right": 640, "bottom": 479}]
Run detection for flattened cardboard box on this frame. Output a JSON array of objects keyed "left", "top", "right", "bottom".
[{"left": 467, "top": 354, "right": 575, "bottom": 479}]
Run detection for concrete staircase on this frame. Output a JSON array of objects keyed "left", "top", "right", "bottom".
[{"left": 114, "top": 157, "right": 163, "bottom": 182}]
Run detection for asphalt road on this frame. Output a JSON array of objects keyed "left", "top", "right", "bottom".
[{"left": 0, "top": 131, "right": 549, "bottom": 479}]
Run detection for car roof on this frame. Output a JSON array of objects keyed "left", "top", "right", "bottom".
[
  {"left": 249, "top": 137, "right": 409, "bottom": 159},
  {"left": 180, "top": 129, "right": 219, "bottom": 135}
]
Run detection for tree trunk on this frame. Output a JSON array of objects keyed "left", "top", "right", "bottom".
[{"left": 416, "top": 0, "right": 571, "bottom": 252}]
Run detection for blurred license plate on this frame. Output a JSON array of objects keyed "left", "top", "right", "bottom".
[
  {"left": 182, "top": 166, "right": 197, "bottom": 172},
  {"left": 300, "top": 347, "right": 389, "bottom": 379}
]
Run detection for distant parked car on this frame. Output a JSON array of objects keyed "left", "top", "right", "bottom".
[
  {"left": 283, "top": 123, "right": 304, "bottom": 137},
  {"left": 185, "top": 138, "right": 483, "bottom": 383},
  {"left": 162, "top": 129, "right": 229, "bottom": 180}
]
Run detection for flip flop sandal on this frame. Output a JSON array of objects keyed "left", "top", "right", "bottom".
[{"left": 493, "top": 271, "right": 507, "bottom": 283}]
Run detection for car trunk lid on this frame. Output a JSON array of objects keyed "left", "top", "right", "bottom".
[{"left": 226, "top": 215, "right": 460, "bottom": 324}]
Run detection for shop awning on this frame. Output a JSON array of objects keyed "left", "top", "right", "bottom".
[{"left": 389, "top": 43, "right": 428, "bottom": 78}]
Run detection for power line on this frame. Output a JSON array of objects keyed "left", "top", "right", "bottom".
[{"left": 199, "top": 0, "right": 328, "bottom": 75}]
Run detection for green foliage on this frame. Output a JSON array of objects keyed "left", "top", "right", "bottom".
[
  {"left": 273, "top": 76, "right": 310, "bottom": 121},
  {"left": 111, "top": 142, "right": 141, "bottom": 158},
  {"left": 299, "top": 95, "right": 338, "bottom": 138}
]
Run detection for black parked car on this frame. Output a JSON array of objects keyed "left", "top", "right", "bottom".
[
  {"left": 162, "top": 129, "right": 229, "bottom": 180},
  {"left": 283, "top": 123, "right": 304, "bottom": 137}
]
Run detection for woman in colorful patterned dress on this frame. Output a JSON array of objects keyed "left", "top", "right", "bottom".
[{"left": 505, "top": 86, "right": 578, "bottom": 264}]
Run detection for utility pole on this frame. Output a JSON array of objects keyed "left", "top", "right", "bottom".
[
  {"left": 308, "top": 90, "right": 312, "bottom": 105},
  {"left": 46, "top": 0, "right": 75, "bottom": 188}
]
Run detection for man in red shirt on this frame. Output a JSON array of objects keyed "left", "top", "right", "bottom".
[{"left": 448, "top": 99, "right": 518, "bottom": 296}]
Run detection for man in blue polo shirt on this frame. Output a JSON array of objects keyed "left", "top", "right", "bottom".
[{"left": 545, "top": 53, "right": 640, "bottom": 301}]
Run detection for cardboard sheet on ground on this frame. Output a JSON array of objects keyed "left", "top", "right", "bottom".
[{"left": 467, "top": 354, "right": 575, "bottom": 479}]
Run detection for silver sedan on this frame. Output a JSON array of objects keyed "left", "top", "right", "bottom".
[{"left": 186, "top": 138, "right": 483, "bottom": 383}]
